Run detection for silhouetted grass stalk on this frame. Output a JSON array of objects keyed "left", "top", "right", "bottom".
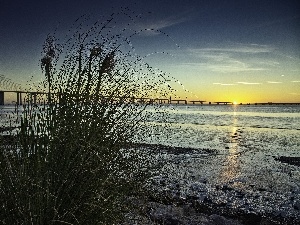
[{"left": 0, "top": 13, "right": 173, "bottom": 224}]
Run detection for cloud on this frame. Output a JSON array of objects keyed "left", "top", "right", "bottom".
[
  {"left": 237, "top": 82, "right": 262, "bottom": 85},
  {"left": 267, "top": 81, "right": 282, "bottom": 84},
  {"left": 191, "top": 43, "right": 274, "bottom": 54},
  {"left": 182, "top": 61, "right": 266, "bottom": 73},
  {"left": 289, "top": 92, "right": 300, "bottom": 96},
  {"left": 291, "top": 81, "right": 300, "bottom": 83},
  {"left": 133, "top": 12, "right": 191, "bottom": 36},
  {"left": 207, "top": 63, "right": 265, "bottom": 73},
  {"left": 214, "top": 82, "right": 262, "bottom": 86},
  {"left": 185, "top": 43, "right": 274, "bottom": 73},
  {"left": 147, "top": 16, "right": 187, "bottom": 30}
]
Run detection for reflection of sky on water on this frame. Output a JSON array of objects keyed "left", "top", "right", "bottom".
[
  {"left": 142, "top": 105, "right": 300, "bottom": 151},
  {"left": 140, "top": 104, "right": 300, "bottom": 194},
  {"left": 0, "top": 105, "right": 21, "bottom": 129}
]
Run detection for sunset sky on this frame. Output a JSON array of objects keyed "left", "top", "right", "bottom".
[{"left": 0, "top": 0, "right": 299, "bottom": 103}]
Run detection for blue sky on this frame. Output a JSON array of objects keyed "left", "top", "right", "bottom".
[{"left": 0, "top": 0, "right": 299, "bottom": 103}]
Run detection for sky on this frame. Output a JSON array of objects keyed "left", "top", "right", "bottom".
[{"left": 0, "top": 0, "right": 299, "bottom": 103}]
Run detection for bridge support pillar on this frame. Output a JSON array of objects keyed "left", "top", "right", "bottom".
[
  {"left": 0, "top": 91, "right": 4, "bottom": 105},
  {"left": 33, "top": 93, "right": 37, "bottom": 105},
  {"left": 16, "top": 92, "right": 22, "bottom": 105}
]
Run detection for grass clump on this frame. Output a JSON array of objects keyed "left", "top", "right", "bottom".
[{"left": 0, "top": 12, "right": 173, "bottom": 224}]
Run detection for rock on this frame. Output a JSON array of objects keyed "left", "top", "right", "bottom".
[
  {"left": 218, "top": 202, "right": 227, "bottom": 207},
  {"left": 197, "top": 194, "right": 207, "bottom": 203},
  {"left": 203, "top": 196, "right": 212, "bottom": 204},
  {"left": 199, "top": 177, "right": 207, "bottom": 184},
  {"left": 160, "top": 179, "right": 166, "bottom": 186},
  {"left": 164, "top": 216, "right": 181, "bottom": 225},
  {"left": 258, "top": 188, "right": 267, "bottom": 192},
  {"left": 189, "top": 182, "right": 207, "bottom": 193},
  {"left": 209, "top": 214, "right": 241, "bottom": 225},
  {"left": 294, "top": 201, "right": 300, "bottom": 210},
  {"left": 187, "top": 194, "right": 199, "bottom": 201},
  {"left": 241, "top": 212, "right": 261, "bottom": 225},
  {"left": 222, "top": 185, "right": 233, "bottom": 191},
  {"left": 235, "top": 191, "right": 245, "bottom": 199},
  {"left": 272, "top": 210, "right": 281, "bottom": 217}
]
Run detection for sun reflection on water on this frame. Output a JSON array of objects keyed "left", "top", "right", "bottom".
[{"left": 219, "top": 107, "right": 242, "bottom": 185}]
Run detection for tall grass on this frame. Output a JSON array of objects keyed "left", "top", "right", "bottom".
[{"left": 0, "top": 12, "right": 174, "bottom": 224}]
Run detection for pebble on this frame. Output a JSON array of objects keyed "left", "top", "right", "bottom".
[
  {"left": 221, "top": 185, "right": 233, "bottom": 191},
  {"left": 294, "top": 201, "right": 300, "bottom": 210},
  {"left": 209, "top": 214, "right": 241, "bottom": 225}
]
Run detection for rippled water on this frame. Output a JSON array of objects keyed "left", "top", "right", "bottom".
[{"left": 144, "top": 104, "right": 300, "bottom": 152}]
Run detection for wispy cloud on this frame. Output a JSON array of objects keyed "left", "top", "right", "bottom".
[
  {"left": 190, "top": 43, "right": 274, "bottom": 55},
  {"left": 267, "top": 81, "right": 282, "bottom": 84},
  {"left": 134, "top": 12, "right": 191, "bottom": 36},
  {"left": 213, "top": 82, "right": 262, "bottom": 86},
  {"left": 291, "top": 81, "right": 300, "bottom": 83},
  {"left": 147, "top": 16, "right": 187, "bottom": 30},
  {"left": 206, "top": 63, "right": 265, "bottom": 73},
  {"left": 289, "top": 92, "right": 300, "bottom": 96},
  {"left": 186, "top": 43, "right": 275, "bottom": 73},
  {"left": 237, "top": 82, "right": 262, "bottom": 85},
  {"left": 197, "top": 44, "right": 273, "bottom": 54}
]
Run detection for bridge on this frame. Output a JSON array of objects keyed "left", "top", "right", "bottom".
[
  {"left": 0, "top": 90, "right": 48, "bottom": 105},
  {"left": 1, "top": 91, "right": 299, "bottom": 106},
  {"left": 0, "top": 90, "right": 175, "bottom": 105},
  {"left": 2, "top": 90, "right": 300, "bottom": 106},
  {"left": 189, "top": 100, "right": 206, "bottom": 104},
  {"left": 0, "top": 90, "right": 209, "bottom": 106},
  {"left": 214, "top": 101, "right": 233, "bottom": 105},
  {"left": 170, "top": 99, "right": 187, "bottom": 104}
]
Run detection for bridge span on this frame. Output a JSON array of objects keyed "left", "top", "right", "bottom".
[
  {"left": 0, "top": 90, "right": 47, "bottom": 105},
  {"left": 2, "top": 90, "right": 299, "bottom": 106}
]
